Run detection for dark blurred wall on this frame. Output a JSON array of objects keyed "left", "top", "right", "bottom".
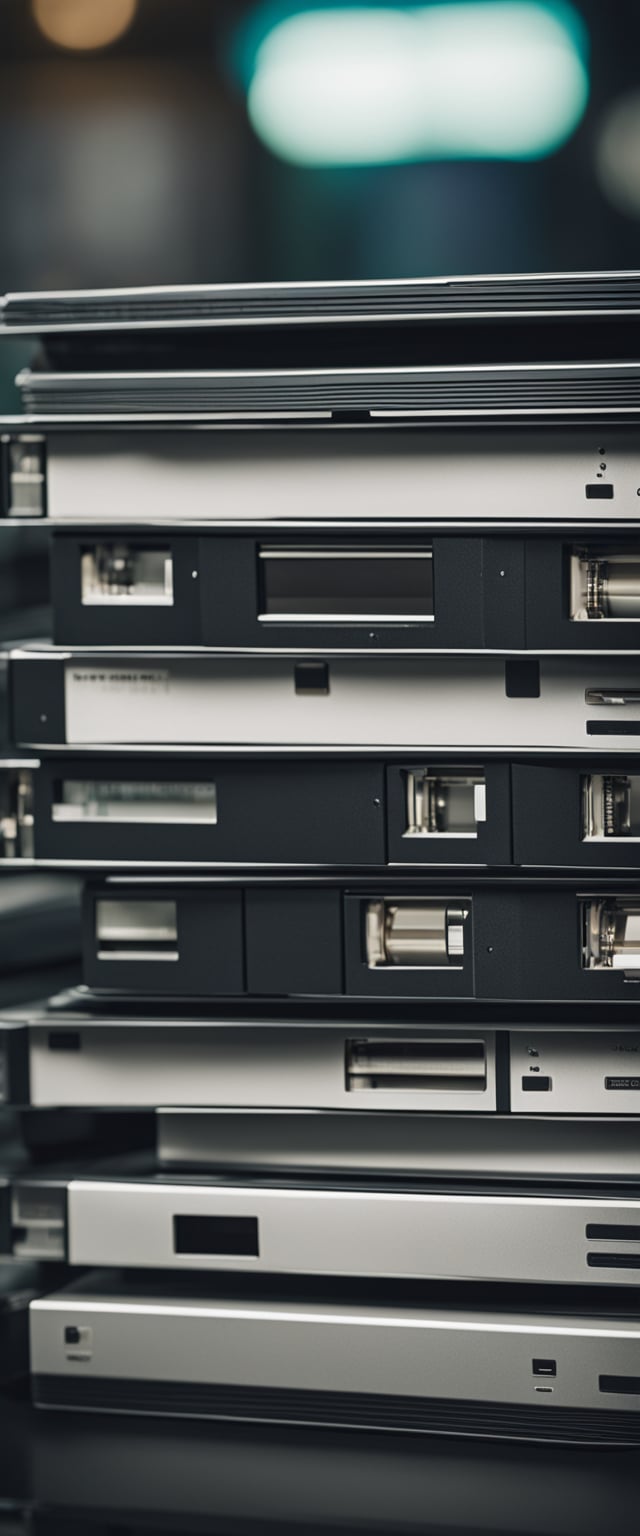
[{"left": 0, "top": 0, "right": 637, "bottom": 304}]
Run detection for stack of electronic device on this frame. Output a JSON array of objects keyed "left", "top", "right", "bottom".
[{"left": 1, "top": 271, "right": 640, "bottom": 1443}]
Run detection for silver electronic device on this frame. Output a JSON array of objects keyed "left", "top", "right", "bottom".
[
  {"left": 4, "top": 269, "right": 640, "bottom": 333},
  {"left": 29, "top": 1273, "right": 640, "bottom": 1445},
  {"left": 7, "top": 1164, "right": 640, "bottom": 1289},
  {"left": 2, "top": 1010, "right": 640, "bottom": 1116},
  {"left": 14, "top": 360, "right": 640, "bottom": 422},
  {"left": 1, "top": 427, "right": 634, "bottom": 526},
  {"left": 13, "top": 649, "right": 640, "bottom": 753}
]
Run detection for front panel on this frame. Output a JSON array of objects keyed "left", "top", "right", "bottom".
[
  {"left": 29, "top": 1284, "right": 640, "bottom": 1443},
  {"left": 157, "top": 1110, "right": 640, "bottom": 1178},
  {"left": 5, "top": 1176, "right": 636, "bottom": 1287},
  {"left": 0, "top": 756, "right": 386, "bottom": 868},
  {"left": 51, "top": 532, "right": 488, "bottom": 652},
  {"left": 513, "top": 758, "right": 640, "bottom": 869},
  {"left": 13, "top": 754, "right": 640, "bottom": 872},
  {"left": 47, "top": 527, "right": 640, "bottom": 656},
  {"left": 15, "top": 652, "right": 640, "bottom": 754},
  {"left": 22, "top": 1019, "right": 640, "bottom": 1115},
  {"left": 11, "top": 428, "right": 640, "bottom": 527},
  {"left": 78, "top": 880, "right": 640, "bottom": 1003}
]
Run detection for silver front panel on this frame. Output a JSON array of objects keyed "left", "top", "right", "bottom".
[
  {"left": 66, "top": 1180, "right": 640, "bottom": 1286},
  {"left": 157, "top": 1111, "right": 640, "bottom": 1180},
  {"left": 29, "top": 1285, "right": 640, "bottom": 1415},
  {"left": 510, "top": 1031, "right": 640, "bottom": 1114},
  {"left": 28, "top": 1024, "right": 497, "bottom": 1112},
  {"left": 27, "top": 1021, "right": 640, "bottom": 1114},
  {"left": 45, "top": 430, "right": 640, "bottom": 526},
  {"left": 53, "top": 656, "right": 640, "bottom": 750}
]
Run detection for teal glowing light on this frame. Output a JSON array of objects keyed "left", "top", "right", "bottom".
[{"left": 244, "top": 3, "right": 589, "bottom": 166}]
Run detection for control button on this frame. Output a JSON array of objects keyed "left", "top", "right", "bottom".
[
  {"left": 533, "top": 1359, "right": 557, "bottom": 1377},
  {"left": 294, "top": 662, "right": 330, "bottom": 695},
  {"left": 585, "top": 483, "right": 614, "bottom": 499},
  {"left": 522, "top": 1075, "right": 551, "bottom": 1091}
]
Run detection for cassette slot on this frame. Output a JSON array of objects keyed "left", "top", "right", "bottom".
[{"left": 257, "top": 545, "right": 434, "bottom": 623}]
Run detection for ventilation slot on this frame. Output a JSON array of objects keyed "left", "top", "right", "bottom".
[
  {"left": 587, "top": 1254, "right": 640, "bottom": 1270},
  {"left": 31, "top": 1377, "right": 640, "bottom": 1444},
  {"left": 346, "top": 1038, "right": 486, "bottom": 1093},
  {"left": 586, "top": 1223, "right": 640, "bottom": 1241}
]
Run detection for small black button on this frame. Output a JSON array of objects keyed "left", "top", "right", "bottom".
[
  {"left": 585, "top": 483, "right": 614, "bottom": 499},
  {"left": 294, "top": 662, "right": 330, "bottom": 695},
  {"left": 64, "top": 1326, "right": 81, "bottom": 1345},
  {"left": 533, "top": 1359, "right": 556, "bottom": 1377},
  {"left": 505, "top": 660, "right": 540, "bottom": 698},
  {"left": 522, "top": 1075, "right": 551, "bottom": 1091}
]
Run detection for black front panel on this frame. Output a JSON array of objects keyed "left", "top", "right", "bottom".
[
  {"left": 245, "top": 889, "right": 343, "bottom": 996},
  {"left": 513, "top": 758, "right": 640, "bottom": 870},
  {"left": 17, "top": 751, "right": 640, "bottom": 871},
  {"left": 46, "top": 529, "right": 640, "bottom": 653},
  {"left": 526, "top": 538, "right": 640, "bottom": 652},
  {"left": 177, "top": 534, "right": 486, "bottom": 653},
  {"left": 50, "top": 532, "right": 488, "bottom": 651},
  {"left": 82, "top": 887, "right": 244, "bottom": 995},
  {"left": 79, "top": 879, "right": 640, "bottom": 1002},
  {"left": 51, "top": 534, "right": 202, "bottom": 647},
  {"left": 343, "top": 893, "right": 475, "bottom": 1000},
  {"left": 386, "top": 761, "right": 511, "bottom": 867},
  {"left": 10, "top": 658, "right": 65, "bottom": 747},
  {"left": 30, "top": 756, "right": 386, "bottom": 867}
]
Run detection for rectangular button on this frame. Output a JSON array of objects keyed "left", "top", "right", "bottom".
[
  {"left": 521, "top": 1075, "right": 551, "bottom": 1091},
  {"left": 533, "top": 1359, "right": 556, "bottom": 1377}
]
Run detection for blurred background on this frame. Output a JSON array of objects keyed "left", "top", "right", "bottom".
[
  {"left": 0, "top": 0, "right": 639, "bottom": 635},
  {"left": 0, "top": 0, "right": 638, "bottom": 300}
]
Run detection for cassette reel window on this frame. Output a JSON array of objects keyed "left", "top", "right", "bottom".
[
  {"left": 365, "top": 899, "right": 469, "bottom": 970},
  {"left": 81, "top": 543, "right": 174, "bottom": 606},
  {"left": 582, "top": 774, "right": 640, "bottom": 841},
  {"left": 583, "top": 898, "right": 640, "bottom": 974},
  {"left": 570, "top": 547, "right": 640, "bottom": 622},
  {"left": 404, "top": 767, "right": 487, "bottom": 839},
  {"left": 258, "top": 545, "right": 434, "bottom": 624}
]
